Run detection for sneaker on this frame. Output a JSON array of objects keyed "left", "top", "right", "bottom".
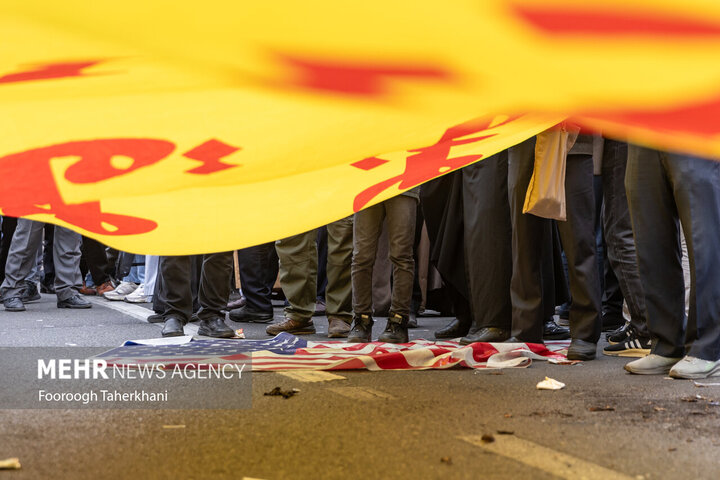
[
  {"left": 378, "top": 313, "right": 409, "bottom": 344},
  {"left": 124, "top": 284, "right": 150, "bottom": 303},
  {"left": 265, "top": 317, "right": 316, "bottom": 336},
  {"left": 669, "top": 356, "right": 720, "bottom": 379},
  {"left": 103, "top": 281, "right": 138, "bottom": 301},
  {"left": 603, "top": 329, "right": 651, "bottom": 357},
  {"left": 606, "top": 321, "right": 631, "bottom": 344},
  {"left": 624, "top": 354, "right": 682, "bottom": 375},
  {"left": 348, "top": 315, "right": 374, "bottom": 343}
]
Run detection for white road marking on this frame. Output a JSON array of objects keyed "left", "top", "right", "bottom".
[
  {"left": 277, "top": 371, "right": 346, "bottom": 383},
  {"left": 328, "top": 386, "right": 395, "bottom": 400},
  {"left": 87, "top": 297, "right": 152, "bottom": 322},
  {"left": 460, "top": 434, "right": 635, "bottom": 480}
]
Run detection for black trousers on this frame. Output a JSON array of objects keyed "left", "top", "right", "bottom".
[
  {"left": 80, "top": 236, "right": 112, "bottom": 285},
  {"left": 237, "top": 242, "right": 278, "bottom": 313},
  {"left": 627, "top": 146, "right": 720, "bottom": 361},
  {"left": 462, "top": 153, "right": 513, "bottom": 330},
  {"left": 158, "top": 252, "right": 233, "bottom": 323}
]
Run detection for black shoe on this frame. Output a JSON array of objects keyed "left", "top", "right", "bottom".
[
  {"left": 348, "top": 314, "right": 374, "bottom": 343},
  {"left": 3, "top": 297, "right": 26, "bottom": 312},
  {"left": 40, "top": 283, "right": 55, "bottom": 294},
  {"left": 434, "top": 319, "right": 470, "bottom": 339},
  {"left": 460, "top": 327, "right": 510, "bottom": 345},
  {"left": 146, "top": 313, "right": 164, "bottom": 323},
  {"left": 229, "top": 305, "right": 274, "bottom": 323},
  {"left": 504, "top": 336, "right": 542, "bottom": 344},
  {"left": 567, "top": 338, "right": 597, "bottom": 361},
  {"left": 378, "top": 313, "right": 409, "bottom": 344},
  {"left": 606, "top": 321, "right": 631, "bottom": 344},
  {"left": 21, "top": 281, "right": 41, "bottom": 303},
  {"left": 543, "top": 319, "right": 570, "bottom": 340},
  {"left": 57, "top": 294, "right": 92, "bottom": 309},
  {"left": 603, "top": 329, "right": 651, "bottom": 357},
  {"left": 162, "top": 317, "right": 185, "bottom": 337},
  {"left": 198, "top": 317, "right": 235, "bottom": 338}
]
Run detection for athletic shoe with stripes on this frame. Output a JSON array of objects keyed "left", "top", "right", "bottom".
[{"left": 603, "top": 329, "right": 651, "bottom": 357}]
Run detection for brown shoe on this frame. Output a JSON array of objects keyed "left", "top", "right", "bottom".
[
  {"left": 266, "top": 317, "right": 315, "bottom": 336},
  {"left": 327, "top": 317, "right": 351, "bottom": 338},
  {"left": 95, "top": 281, "right": 115, "bottom": 296},
  {"left": 78, "top": 282, "right": 97, "bottom": 296}
]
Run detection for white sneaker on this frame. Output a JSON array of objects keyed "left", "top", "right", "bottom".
[
  {"left": 124, "top": 284, "right": 150, "bottom": 303},
  {"left": 624, "top": 354, "right": 682, "bottom": 375},
  {"left": 103, "top": 281, "right": 138, "bottom": 301},
  {"left": 669, "top": 356, "right": 720, "bottom": 379}
]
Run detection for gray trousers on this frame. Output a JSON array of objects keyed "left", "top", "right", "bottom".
[
  {"left": 626, "top": 146, "right": 720, "bottom": 361},
  {"left": 352, "top": 195, "right": 416, "bottom": 318},
  {"left": 0, "top": 219, "right": 82, "bottom": 301}
]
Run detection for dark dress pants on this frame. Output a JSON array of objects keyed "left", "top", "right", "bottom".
[
  {"left": 508, "top": 138, "right": 553, "bottom": 342},
  {"left": 159, "top": 252, "right": 233, "bottom": 323},
  {"left": 626, "top": 146, "right": 720, "bottom": 361},
  {"left": 461, "top": 153, "right": 513, "bottom": 331},
  {"left": 556, "top": 154, "right": 602, "bottom": 343},
  {"left": 237, "top": 242, "right": 278, "bottom": 313}
]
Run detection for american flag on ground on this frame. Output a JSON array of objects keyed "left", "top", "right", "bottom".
[{"left": 95, "top": 333, "right": 572, "bottom": 371}]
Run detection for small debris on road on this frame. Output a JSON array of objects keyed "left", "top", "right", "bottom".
[
  {"left": 440, "top": 456, "right": 452, "bottom": 465},
  {"left": 162, "top": 425, "right": 186, "bottom": 429},
  {"left": 481, "top": 434, "right": 495, "bottom": 443},
  {"left": 264, "top": 387, "right": 300, "bottom": 399},
  {"left": 536, "top": 377, "right": 565, "bottom": 390},
  {"left": 233, "top": 329, "right": 246, "bottom": 339},
  {"left": 503, "top": 413, "right": 513, "bottom": 418},
  {"left": 496, "top": 430, "right": 514, "bottom": 435},
  {"left": 654, "top": 406, "right": 666, "bottom": 412},
  {"left": 0, "top": 458, "right": 20, "bottom": 470},
  {"left": 668, "top": 447, "right": 677, "bottom": 452},
  {"left": 588, "top": 405, "right": 615, "bottom": 412}
]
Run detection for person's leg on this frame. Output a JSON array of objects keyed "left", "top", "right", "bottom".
[
  {"left": 0, "top": 219, "right": 43, "bottom": 309},
  {"left": 461, "top": 153, "right": 512, "bottom": 341},
  {"left": 668, "top": 154, "right": 720, "bottom": 363},
  {"left": 195, "top": 251, "right": 234, "bottom": 337},
  {"left": 626, "top": 147, "right": 685, "bottom": 360},
  {"left": 51, "top": 225, "right": 85, "bottom": 303},
  {"left": 348, "top": 203, "right": 385, "bottom": 342},
  {"left": 377, "top": 195, "right": 417, "bottom": 343},
  {"left": 268, "top": 230, "right": 317, "bottom": 334},
  {"left": 232, "top": 243, "right": 276, "bottom": 320},
  {"left": 601, "top": 140, "right": 649, "bottom": 338},
  {"left": 556, "top": 154, "right": 602, "bottom": 359},
  {"left": 158, "top": 255, "right": 192, "bottom": 336},
  {"left": 508, "top": 138, "right": 551, "bottom": 343},
  {"left": 325, "top": 216, "right": 353, "bottom": 336}
]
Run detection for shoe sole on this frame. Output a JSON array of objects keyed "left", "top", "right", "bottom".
[
  {"left": 162, "top": 331, "right": 185, "bottom": 337},
  {"left": 267, "top": 328, "right": 316, "bottom": 336},
  {"left": 603, "top": 348, "right": 650, "bottom": 358},
  {"left": 669, "top": 363, "right": 720, "bottom": 379},
  {"left": 378, "top": 337, "right": 409, "bottom": 343},
  {"left": 57, "top": 304, "right": 92, "bottom": 309},
  {"left": 543, "top": 334, "right": 571, "bottom": 340},
  {"left": 124, "top": 297, "right": 149, "bottom": 303},
  {"left": 347, "top": 336, "right": 371, "bottom": 343},
  {"left": 197, "top": 329, "right": 235, "bottom": 338},
  {"left": 4, "top": 307, "right": 26, "bottom": 312},
  {"left": 624, "top": 364, "right": 673, "bottom": 375},
  {"left": 229, "top": 316, "right": 274, "bottom": 324}
]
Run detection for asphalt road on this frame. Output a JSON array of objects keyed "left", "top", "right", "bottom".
[{"left": 1, "top": 294, "right": 720, "bottom": 480}]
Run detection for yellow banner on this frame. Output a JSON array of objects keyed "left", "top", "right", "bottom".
[{"left": 3, "top": 1, "right": 720, "bottom": 253}]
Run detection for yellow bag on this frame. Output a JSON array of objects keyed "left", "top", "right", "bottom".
[{"left": 522, "top": 123, "right": 580, "bottom": 221}]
